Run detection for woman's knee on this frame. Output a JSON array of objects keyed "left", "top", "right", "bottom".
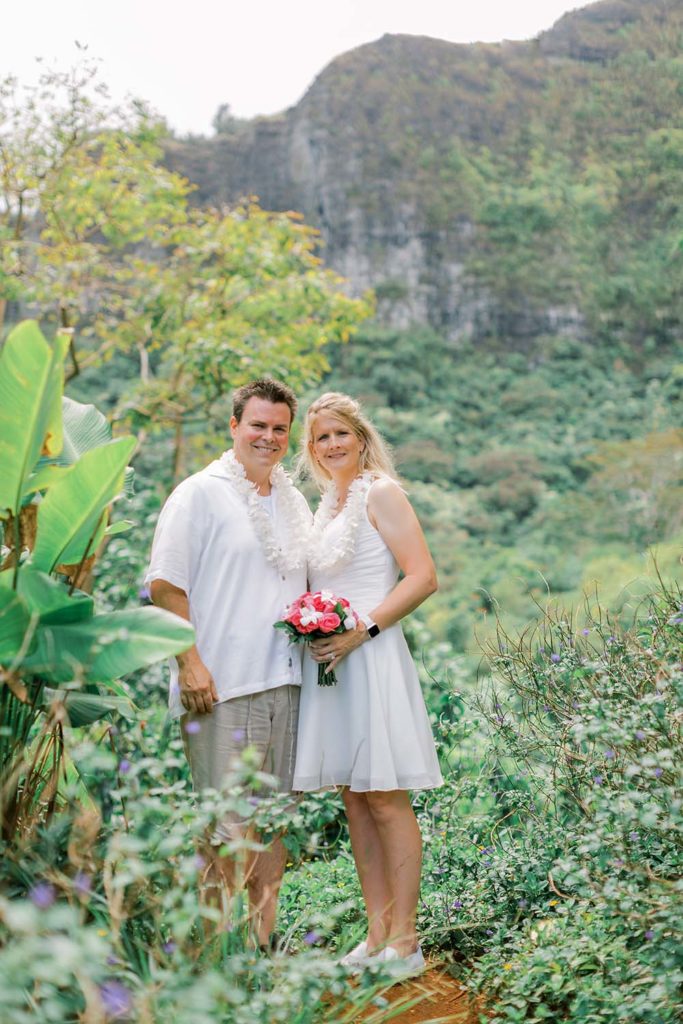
[
  {"left": 343, "top": 789, "right": 370, "bottom": 819},
  {"left": 365, "top": 790, "right": 410, "bottom": 823}
]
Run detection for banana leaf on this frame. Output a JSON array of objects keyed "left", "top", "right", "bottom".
[
  {"left": 0, "top": 321, "right": 69, "bottom": 517},
  {"left": 32, "top": 436, "right": 136, "bottom": 573},
  {"left": 25, "top": 396, "right": 135, "bottom": 500},
  {"left": 0, "top": 565, "right": 94, "bottom": 625},
  {"left": 0, "top": 587, "right": 33, "bottom": 663},
  {"left": 21, "top": 605, "right": 194, "bottom": 683},
  {"left": 41, "top": 688, "right": 136, "bottom": 726}
]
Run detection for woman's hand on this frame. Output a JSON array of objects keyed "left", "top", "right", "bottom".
[{"left": 309, "top": 623, "right": 368, "bottom": 675}]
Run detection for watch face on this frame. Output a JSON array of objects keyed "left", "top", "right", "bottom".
[{"left": 368, "top": 623, "right": 380, "bottom": 638}]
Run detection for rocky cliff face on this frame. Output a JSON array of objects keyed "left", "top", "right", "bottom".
[{"left": 165, "top": 0, "right": 676, "bottom": 344}]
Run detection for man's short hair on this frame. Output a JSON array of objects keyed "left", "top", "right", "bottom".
[{"left": 232, "top": 379, "right": 298, "bottom": 424}]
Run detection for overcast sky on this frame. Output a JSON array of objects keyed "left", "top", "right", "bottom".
[{"left": 3, "top": 1, "right": 587, "bottom": 135}]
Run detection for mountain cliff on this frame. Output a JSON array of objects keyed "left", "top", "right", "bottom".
[{"left": 165, "top": 0, "right": 682, "bottom": 346}]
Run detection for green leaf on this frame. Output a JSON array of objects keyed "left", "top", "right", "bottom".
[
  {"left": 0, "top": 321, "right": 69, "bottom": 517},
  {"left": 21, "top": 606, "right": 194, "bottom": 683},
  {"left": 104, "top": 519, "right": 134, "bottom": 538},
  {"left": 0, "top": 586, "right": 32, "bottom": 663},
  {"left": 21, "top": 465, "right": 71, "bottom": 499},
  {"left": 41, "top": 689, "right": 136, "bottom": 726},
  {"left": 32, "top": 436, "right": 137, "bottom": 572},
  {"left": 27, "top": 397, "right": 135, "bottom": 499},
  {"left": 60, "top": 396, "right": 112, "bottom": 464},
  {"left": 0, "top": 565, "right": 94, "bottom": 625}
]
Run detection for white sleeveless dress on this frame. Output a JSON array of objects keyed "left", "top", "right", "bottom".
[{"left": 293, "top": 475, "right": 444, "bottom": 792}]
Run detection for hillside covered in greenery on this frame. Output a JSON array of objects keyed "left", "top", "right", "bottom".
[{"left": 169, "top": 0, "right": 682, "bottom": 350}]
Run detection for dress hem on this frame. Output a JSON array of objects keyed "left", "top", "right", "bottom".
[{"left": 293, "top": 773, "right": 444, "bottom": 793}]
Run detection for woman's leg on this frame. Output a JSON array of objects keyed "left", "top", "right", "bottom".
[
  {"left": 364, "top": 790, "right": 422, "bottom": 955},
  {"left": 343, "top": 790, "right": 393, "bottom": 951}
]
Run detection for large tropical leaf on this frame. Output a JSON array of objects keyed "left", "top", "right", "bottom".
[
  {"left": 32, "top": 436, "right": 136, "bottom": 572},
  {"left": 41, "top": 689, "right": 136, "bottom": 726},
  {"left": 21, "top": 606, "right": 194, "bottom": 683},
  {"left": 0, "top": 565, "right": 94, "bottom": 625},
  {"left": 0, "top": 587, "right": 32, "bottom": 664},
  {"left": 0, "top": 321, "right": 69, "bottom": 517},
  {"left": 60, "top": 396, "right": 112, "bottom": 464},
  {"left": 23, "top": 397, "right": 135, "bottom": 499}
]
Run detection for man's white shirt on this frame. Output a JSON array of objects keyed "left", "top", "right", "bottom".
[{"left": 145, "top": 460, "right": 310, "bottom": 717}]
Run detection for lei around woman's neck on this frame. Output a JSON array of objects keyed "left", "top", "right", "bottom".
[{"left": 308, "top": 472, "right": 375, "bottom": 572}]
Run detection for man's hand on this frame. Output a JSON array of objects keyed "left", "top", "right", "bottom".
[
  {"left": 178, "top": 653, "right": 219, "bottom": 715},
  {"left": 150, "top": 578, "right": 218, "bottom": 715}
]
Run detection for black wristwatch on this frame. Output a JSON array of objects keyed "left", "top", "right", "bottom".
[{"left": 364, "top": 620, "right": 381, "bottom": 639}]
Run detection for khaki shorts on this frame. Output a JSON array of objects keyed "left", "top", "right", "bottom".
[{"left": 181, "top": 684, "right": 300, "bottom": 842}]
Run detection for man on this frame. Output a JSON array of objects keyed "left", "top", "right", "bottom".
[{"left": 146, "top": 379, "right": 310, "bottom": 948}]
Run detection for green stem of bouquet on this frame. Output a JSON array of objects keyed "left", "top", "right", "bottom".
[{"left": 317, "top": 661, "right": 337, "bottom": 687}]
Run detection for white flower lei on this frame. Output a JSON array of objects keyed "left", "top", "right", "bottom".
[
  {"left": 219, "top": 450, "right": 310, "bottom": 572},
  {"left": 308, "top": 473, "right": 374, "bottom": 573}
]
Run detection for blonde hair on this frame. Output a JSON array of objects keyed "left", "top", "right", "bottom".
[{"left": 300, "top": 392, "right": 398, "bottom": 489}]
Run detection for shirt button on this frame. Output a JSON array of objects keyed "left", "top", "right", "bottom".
[{"left": 288, "top": 658, "right": 292, "bottom": 667}]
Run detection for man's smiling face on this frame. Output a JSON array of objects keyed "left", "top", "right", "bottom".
[{"left": 230, "top": 396, "right": 292, "bottom": 481}]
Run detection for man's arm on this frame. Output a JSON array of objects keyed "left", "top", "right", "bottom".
[{"left": 150, "top": 579, "right": 218, "bottom": 715}]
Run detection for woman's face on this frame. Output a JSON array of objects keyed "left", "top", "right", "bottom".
[{"left": 310, "top": 413, "right": 364, "bottom": 478}]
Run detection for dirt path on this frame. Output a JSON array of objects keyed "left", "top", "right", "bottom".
[{"left": 357, "top": 964, "right": 480, "bottom": 1024}]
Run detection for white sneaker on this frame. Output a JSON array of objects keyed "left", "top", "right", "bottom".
[
  {"left": 339, "top": 941, "right": 384, "bottom": 969},
  {"left": 381, "top": 944, "right": 427, "bottom": 978}
]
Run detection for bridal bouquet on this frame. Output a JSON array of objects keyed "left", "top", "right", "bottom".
[{"left": 274, "top": 590, "right": 358, "bottom": 686}]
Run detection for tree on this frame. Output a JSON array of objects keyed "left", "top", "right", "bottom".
[
  {"left": 1, "top": 60, "right": 374, "bottom": 479},
  {"left": 0, "top": 320, "right": 194, "bottom": 841}
]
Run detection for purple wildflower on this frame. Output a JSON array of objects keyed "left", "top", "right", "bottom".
[
  {"left": 99, "top": 980, "right": 132, "bottom": 1020},
  {"left": 551, "top": 653, "right": 561, "bottom": 663},
  {"left": 486, "top": 929, "right": 494, "bottom": 936},
  {"left": 613, "top": 859, "right": 624, "bottom": 868},
  {"left": 138, "top": 586, "right": 151, "bottom": 601},
  {"left": 304, "top": 930, "right": 321, "bottom": 946},
  {"left": 118, "top": 759, "right": 131, "bottom": 774},
  {"left": 605, "top": 750, "right": 615, "bottom": 760},
  {"left": 654, "top": 767, "right": 663, "bottom": 778},
  {"left": 518, "top": 899, "right": 528, "bottom": 908},
  {"left": 74, "top": 872, "right": 92, "bottom": 897},
  {"left": 629, "top": 832, "right": 639, "bottom": 841},
  {"left": 593, "top": 775, "right": 603, "bottom": 786},
  {"left": 162, "top": 940, "right": 177, "bottom": 954},
  {"left": 582, "top": 628, "right": 590, "bottom": 636},
  {"left": 635, "top": 731, "right": 646, "bottom": 741},
  {"left": 184, "top": 720, "right": 201, "bottom": 735},
  {"left": 645, "top": 930, "right": 654, "bottom": 940},
  {"left": 452, "top": 900, "right": 463, "bottom": 909},
  {"left": 29, "top": 882, "right": 55, "bottom": 909},
  {"left": 193, "top": 854, "right": 207, "bottom": 871}
]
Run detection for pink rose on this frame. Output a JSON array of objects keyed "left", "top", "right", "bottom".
[
  {"left": 319, "top": 612, "right": 341, "bottom": 633},
  {"left": 298, "top": 619, "right": 320, "bottom": 634}
]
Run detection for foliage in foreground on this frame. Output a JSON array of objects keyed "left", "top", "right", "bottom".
[
  {"left": 2, "top": 579, "right": 679, "bottom": 1021},
  {"left": 0, "top": 320, "right": 194, "bottom": 848}
]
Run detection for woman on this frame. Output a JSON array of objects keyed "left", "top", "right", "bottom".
[{"left": 293, "top": 392, "right": 443, "bottom": 975}]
